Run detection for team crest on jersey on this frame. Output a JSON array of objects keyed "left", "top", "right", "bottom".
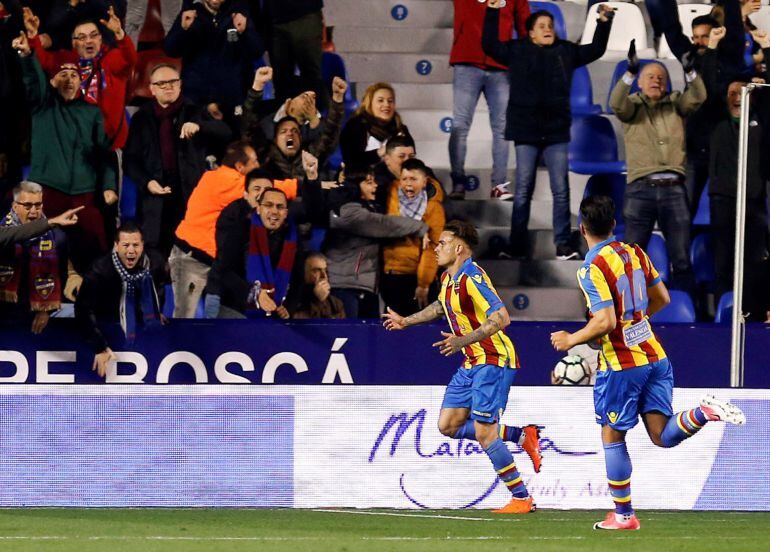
[
  {"left": 33, "top": 274, "right": 55, "bottom": 299},
  {"left": 607, "top": 411, "right": 619, "bottom": 424},
  {"left": 472, "top": 274, "right": 483, "bottom": 284},
  {"left": 578, "top": 267, "right": 588, "bottom": 280},
  {"left": 0, "top": 265, "right": 13, "bottom": 285}
]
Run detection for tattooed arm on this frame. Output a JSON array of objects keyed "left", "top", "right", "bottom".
[
  {"left": 382, "top": 301, "right": 444, "bottom": 330},
  {"left": 433, "top": 307, "right": 510, "bottom": 356}
]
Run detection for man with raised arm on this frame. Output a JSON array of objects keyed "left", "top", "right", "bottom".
[{"left": 382, "top": 219, "right": 542, "bottom": 514}]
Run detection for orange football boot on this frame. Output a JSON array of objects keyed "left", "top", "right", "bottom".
[
  {"left": 491, "top": 496, "right": 536, "bottom": 514},
  {"left": 521, "top": 425, "right": 543, "bottom": 473}
]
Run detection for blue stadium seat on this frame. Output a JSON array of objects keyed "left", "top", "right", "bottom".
[
  {"left": 253, "top": 56, "right": 274, "bottom": 100},
  {"left": 605, "top": 60, "right": 672, "bottom": 114},
  {"left": 120, "top": 175, "right": 138, "bottom": 221},
  {"left": 693, "top": 181, "right": 710, "bottom": 225},
  {"left": 571, "top": 65, "right": 602, "bottom": 116},
  {"left": 529, "top": 2, "right": 567, "bottom": 39},
  {"left": 322, "top": 52, "right": 359, "bottom": 114},
  {"left": 647, "top": 233, "right": 670, "bottom": 283},
  {"left": 568, "top": 115, "right": 626, "bottom": 174},
  {"left": 581, "top": 173, "right": 626, "bottom": 233},
  {"left": 308, "top": 227, "right": 327, "bottom": 252},
  {"left": 161, "top": 284, "right": 205, "bottom": 319},
  {"left": 690, "top": 232, "right": 716, "bottom": 286},
  {"left": 714, "top": 292, "right": 733, "bottom": 323},
  {"left": 652, "top": 290, "right": 696, "bottom": 323},
  {"left": 21, "top": 165, "right": 30, "bottom": 180}
]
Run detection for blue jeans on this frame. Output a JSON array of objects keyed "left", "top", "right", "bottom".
[
  {"left": 449, "top": 64, "right": 510, "bottom": 187},
  {"left": 622, "top": 178, "right": 693, "bottom": 292},
  {"left": 510, "top": 142, "right": 571, "bottom": 252}
]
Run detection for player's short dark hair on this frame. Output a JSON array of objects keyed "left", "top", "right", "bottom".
[
  {"left": 245, "top": 168, "right": 273, "bottom": 190},
  {"left": 258, "top": 187, "right": 288, "bottom": 204},
  {"left": 525, "top": 10, "right": 554, "bottom": 33},
  {"left": 221, "top": 139, "right": 256, "bottom": 169},
  {"left": 400, "top": 158, "right": 429, "bottom": 177},
  {"left": 580, "top": 195, "right": 615, "bottom": 237},
  {"left": 385, "top": 134, "right": 415, "bottom": 153},
  {"left": 444, "top": 219, "right": 479, "bottom": 250},
  {"left": 115, "top": 220, "right": 143, "bottom": 241},
  {"left": 692, "top": 15, "right": 718, "bottom": 30}
]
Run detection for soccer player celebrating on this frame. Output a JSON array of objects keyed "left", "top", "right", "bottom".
[
  {"left": 551, "top": 196, "right": 746, "bottom": 531},
  {"left": 382, "top": 220, "right": 541, "bottom": 514}
]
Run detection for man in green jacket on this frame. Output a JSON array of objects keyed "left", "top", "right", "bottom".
[
  {"left": 609, "top": 41, "right": 706, "bottom": 292},
  {"left": 13, "top": 30, "right": 117, "bottom": 273}
]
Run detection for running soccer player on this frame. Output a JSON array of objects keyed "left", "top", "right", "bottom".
[
  {"left": 551, "top": 196, "right": 746, "bottom": 531},
  {"left": 382, "top": 220, "right": 541, "bottom": 514}
]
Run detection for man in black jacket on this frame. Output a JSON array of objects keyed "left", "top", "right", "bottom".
[
  {"left": 75, "top": 222, "right": 165, "bottom": 378},
  {"left": 123, "top": 63, "right": 231, "bottom": 262},
  {"left": 709, "top": 80, "right": 769, "bottom": 321},
  {"left": 206, "top": 184, "right": 304, "bottom": 318},
  {"left": 164, "top": 0, "right": 261, "bottom": 117},
  {"left": 482, "top": 0, "right": 613, "bottom": 260}
]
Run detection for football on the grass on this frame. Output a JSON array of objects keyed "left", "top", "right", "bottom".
[{"left": 553, "top": 355, "right": 591, "bottom": 385}]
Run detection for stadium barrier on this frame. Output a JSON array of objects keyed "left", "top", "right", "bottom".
[
  {"left": 1, "top": 320, "right": 770, "bottom": 387},
  {"left": 0, "top": 385, "right": 766, "bottom": 509}
]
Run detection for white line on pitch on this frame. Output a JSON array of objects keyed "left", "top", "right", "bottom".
[{"left": 311, "top": 509, "right": 518, "bottom": 522}]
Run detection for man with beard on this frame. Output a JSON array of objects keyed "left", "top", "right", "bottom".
[
  {"left": 75, "top": 222, "right": 165, "bottom": 378},
  {"left": 206, "top": 186, "right": 303, "bottom": 318},
  {"left": 13, "top": 30, "right": 117, "bottom": 273},
  {"left": 383, "top": 219, "right": 542, "bottom": 514},
  {"left": 24, "top": 5, "right": 137, "bottom": 150}
]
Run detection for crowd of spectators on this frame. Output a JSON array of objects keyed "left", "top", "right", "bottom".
[{"left": 1, "top": 0, "right": 769, "bottom": 371}]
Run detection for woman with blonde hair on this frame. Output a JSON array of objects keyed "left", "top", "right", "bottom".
[{"left": 340, "top": 82, "right": 411, "bottom": 172}]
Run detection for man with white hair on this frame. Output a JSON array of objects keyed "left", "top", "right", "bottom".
[
  {"left": 609, "top": 42, "right": 706, "bottom": 292},
  {"left": 0, "top": 182, "right": 80, "bottom": 334}
]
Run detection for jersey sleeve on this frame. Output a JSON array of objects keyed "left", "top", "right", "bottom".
[
  {"left": 577, "top": 264, "right": 614, "bottom": 313},
  {"left": 633, "top": 244, "right": 661, "bottom": 286},
  {"left": 465, "top": 272, "right": 504, "bottom": 317}
]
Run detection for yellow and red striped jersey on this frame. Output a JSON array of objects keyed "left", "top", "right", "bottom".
[
  {"left": 577, "top": 237, "right": 667, "bottom": 371},
  {"left": 439, "top": 258, "right": 518, "bottom": 369}
]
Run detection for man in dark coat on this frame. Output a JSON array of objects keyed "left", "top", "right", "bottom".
[
  {"left": 482, "top": 0, "right": 613, "bottom": 260},
  {"left": 75, "top": 222, "right": 165, "bottom": 378},
  {"left": 123, "top": 63, "right": 231, "bottom": 261},
  {"left": 164, "top": 0, "right": 261, "bottom": 117}
]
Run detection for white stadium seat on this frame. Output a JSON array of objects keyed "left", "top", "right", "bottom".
[
  {"left": 581, "top": 2, "right": 655, "bottom": 61},
  {"left": 658, "top": 4, "right": 715, "bottom": 59}
]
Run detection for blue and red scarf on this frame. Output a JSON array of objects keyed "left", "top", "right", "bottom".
[
  {"left": 111, "top": 251, "right": 160, "bottom": 344},
  {"left": 79, "top": 49, "right": 106, "bottom": 105},
  {"left": 0, "top": 210, "right": 61, "bottom": 311},
  {"left": 246, "top": 214, "right": 297, "bottom": 311}
]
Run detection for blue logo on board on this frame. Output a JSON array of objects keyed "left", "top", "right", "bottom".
[
  {"left": 513, "top": 294, "right": 529, "bottom": 310},
  {"left": 391, "top": 5, "right": 408, "bottom": 21},
  {"left": 416, "top": 60, "right": 432, "bottom": 76},
  {"left": 439, "top": 117, "right": 453, "bottom": 133},
  {"left": 465, "top": 175, "right": 480, "bottom": 191}
]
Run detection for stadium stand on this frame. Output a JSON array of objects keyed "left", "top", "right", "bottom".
[
  {"left": 568, "top": 115, "right": 626, "bottom": 175},
  {"left": 651, "top": 289, "right": 697, "bottom": 323},
  {"left": 580, "top": 2, "right": 655, "bottom": 60},
  {"left": 571, "top": 65, "right": 603, "bottom": 116},
  {"left": 657, "top": 3, "right": 713, "bottom": 59},
  {"left": 715, "top": 292, "right": 734, "bottom": 324},
  {"left": 690, "top": 232, "right": 716, "bottom": 287}
]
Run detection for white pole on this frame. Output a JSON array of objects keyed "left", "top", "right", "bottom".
[{"left": 730, "top": 84, "right": 755, "bottom": 388}]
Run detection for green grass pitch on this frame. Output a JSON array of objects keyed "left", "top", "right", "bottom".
[{"left": 0, "top": 508, "right": 767, "bottom": 551}]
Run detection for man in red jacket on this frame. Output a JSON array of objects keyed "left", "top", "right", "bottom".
[
  {"left": 23, "top": 5, "right": 137, "bottom": 151},
  {"left": 448, "top": 0, "right": 529, "bottom": 200}
]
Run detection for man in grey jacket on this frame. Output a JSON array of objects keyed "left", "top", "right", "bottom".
[
  {"left": 324, "top": 171, "right": 428, "bottom": 318},
  {"left": 0, "top": 200, "right": 82, "bottom": 247},
  {"left": 609, "top": 41, "right": 706, "bottom": 292}
]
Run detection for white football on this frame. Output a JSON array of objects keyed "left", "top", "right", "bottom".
[{"left": 553, "top": 355, "right": 592, "bottom": 386}]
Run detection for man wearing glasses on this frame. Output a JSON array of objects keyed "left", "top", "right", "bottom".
[
  {"left": 206, "top": 183, "right": 305, "bottom": 319},
  {"left": 124, "top": 63, "right": 231, "bottom": 264},
  {"left": 0, "top": 182, "right": 81, "bottom": 335},
  {"left": 24, "top": 6, "right": 137, "bottom": 150}
]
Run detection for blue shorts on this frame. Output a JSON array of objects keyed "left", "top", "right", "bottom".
[
  {"left": 594, "top": 358, "right": 674, "bottom": 431},
  {"left": 441, "top": 364, "right": 516, "bottom": 423}
]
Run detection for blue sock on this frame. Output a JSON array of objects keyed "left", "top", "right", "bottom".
[
  {"left": 485, "top": 438, "right": 528, "bottom": 498},
  {"left": 452, "top": 420, "right": 477, "bottom": 440},
  {"left": 660, "top": 407, "right": 708, "bottom": 447},
  {"left": 604, "top": 441, "right": 633, "bottom": 515},
  {"left": 500, "top": 424, "right": 523, "bottom": 444}
]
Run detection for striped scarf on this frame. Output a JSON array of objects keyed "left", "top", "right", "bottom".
[
  {"left": 398, "top": 188, "right": 427, "bottom": 221},
  {"left": 246, "top": 214, "right": 297, "bottom": 312},
  {"left": 0, "top": 210, "right": 60, "bottom": 311},
  {"left": 79, "top": 49, "right": 106, "bottom": 105},
  {"left": 111, "top": 251, "right": 160, "bottom": 343}
]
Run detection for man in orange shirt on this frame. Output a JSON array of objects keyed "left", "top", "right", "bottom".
[{"left": 169, "top": 140, "right": 259, "bottom": 318}]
